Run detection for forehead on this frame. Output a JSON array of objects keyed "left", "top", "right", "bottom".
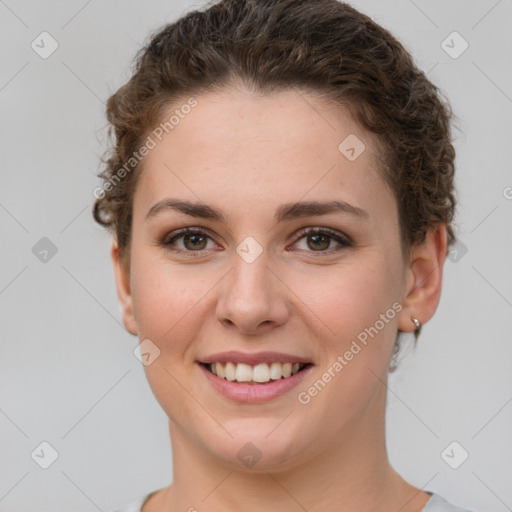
[{"left": 134, "top": 88, "right": 395, "bottom": 224}]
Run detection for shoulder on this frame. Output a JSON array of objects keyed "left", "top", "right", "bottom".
[
  {"left": 109, "top": 491, "right": 476, "bottom": 512},
  {"left": 423, "top": 493, "right": 476, "bottom": 512},
  {"left": 108, "top": 491, "right": 156, "bottom": 512}
]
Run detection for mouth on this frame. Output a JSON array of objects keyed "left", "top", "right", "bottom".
[
  {"left": 199, "top": 361, "right": 313, "bottom": 385},
  {"left": 197, "top": 351, "right": 315, "bottom": 402}
]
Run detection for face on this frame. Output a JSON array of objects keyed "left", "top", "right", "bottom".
[{"left": 113, "top": 88, "right": 443, "bottom": 470}]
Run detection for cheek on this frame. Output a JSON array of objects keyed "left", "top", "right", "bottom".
[
  {"left": 129, "top": 248, "right": 207, "bottom": 349},
  {"left": 129, "top": 252, "right": 210, "bottom": 424},
  {"left": 294, "top": 257, "right": 399, "bottom": 343},
  {"left": 292, "top": 261, "right": 400, "bottom": 426},
  {"left": 129, "top": 253, "right": 234, "bottom": 394}
]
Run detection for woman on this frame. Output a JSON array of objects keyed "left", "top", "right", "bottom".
[{"left": 93, "top": 0, "right": 474, "bottom": 510}]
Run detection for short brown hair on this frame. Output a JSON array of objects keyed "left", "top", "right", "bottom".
[{"left": 93, "top": 0, "right": 458, "bottom": 369}]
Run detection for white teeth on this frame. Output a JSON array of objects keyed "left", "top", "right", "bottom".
[
  {"left": 235, "top": 363, "right": 253, "bottom": 382},
  {"left": 269, "top": 362, "right": 282, "bottom": 380},
  {"left": 224, "top": 362, "right": 236, "bottom": 381},
  {"left": 215, "top": 362, "right": 225, "bottom": 378},
  {"left": 253, "top": 363, "right": 270, "bottom": 383},
  {"left": 207, "top": 361, "right": 306, "bottom": 383}
]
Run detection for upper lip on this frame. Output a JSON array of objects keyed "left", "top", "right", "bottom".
[{"left": 199, "top": 351, "right": 313, "bottom": 365}]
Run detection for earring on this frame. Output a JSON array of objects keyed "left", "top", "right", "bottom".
[{"left": 411, "top": 316, "right": 422, "bottom": 342}]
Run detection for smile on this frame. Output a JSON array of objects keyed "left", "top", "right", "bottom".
[
  {"left": 197, "top": 351, "right": 314, "bottom": 402},
  {"left": 203, "top": 361, "right": 310, "bottom": 384}
]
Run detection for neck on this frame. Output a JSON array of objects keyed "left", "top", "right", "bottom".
[{"left": 150, "top": 386, "right": 430, "bottom": 512}]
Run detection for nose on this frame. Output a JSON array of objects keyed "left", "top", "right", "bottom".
[{"left": 215, "top": 252, "right": 289, "bottom": 335}]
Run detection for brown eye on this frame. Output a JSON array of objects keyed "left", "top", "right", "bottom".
[
  {"left": 182, "top": 232, "right": 208, "bottom": 250},
  {"left": 291, "top": 228, "right": 352, "bottom": 254},
  {"left": 306, "top": 233, "right": 331, "bottom": 251},
  {"left": 162, "top": 228, "right": 216, "bottom": 253}
]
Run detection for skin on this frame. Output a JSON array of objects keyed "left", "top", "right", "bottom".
[{"left": 112, "top": 87, "right": 448, "bottom": 512}]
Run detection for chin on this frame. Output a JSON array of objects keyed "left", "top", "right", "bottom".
[{"left": 202, "top": 419, "right": 312, "bottom": 472}]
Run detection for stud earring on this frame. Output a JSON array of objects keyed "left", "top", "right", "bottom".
[{"left": 411, "top": 316, "right": 422, "bottom": 342}]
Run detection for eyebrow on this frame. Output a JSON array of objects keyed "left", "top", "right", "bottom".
[{"left": 145, "top": 198, "right": 369, "bottom": 223}]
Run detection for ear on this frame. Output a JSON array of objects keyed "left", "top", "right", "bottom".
[
  {"left": 111, "top": 239, "right": 138, "bottom": 335},
  {"left": 397, "top": 224, "right": 448, "bottom": 334}
]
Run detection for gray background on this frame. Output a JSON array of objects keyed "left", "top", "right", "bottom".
[{"left": 1, "top": 0, "right": 511, "bottom": 510}]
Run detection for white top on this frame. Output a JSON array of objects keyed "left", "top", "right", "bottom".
[{"left": 109, "top": 490, "right": 475, "bottom": 512}]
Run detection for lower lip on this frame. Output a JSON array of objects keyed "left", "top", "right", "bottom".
[{"left": 198, "top": 363, "right": 314, "bottom": 403}]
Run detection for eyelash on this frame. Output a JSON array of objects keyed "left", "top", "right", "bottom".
[{"left": 160, "top": 226, "right": 352, "bottom": 257}]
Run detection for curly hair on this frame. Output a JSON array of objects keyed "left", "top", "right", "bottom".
[{"left": 92, "top": 0, "right": 458, "bottom": 370}]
